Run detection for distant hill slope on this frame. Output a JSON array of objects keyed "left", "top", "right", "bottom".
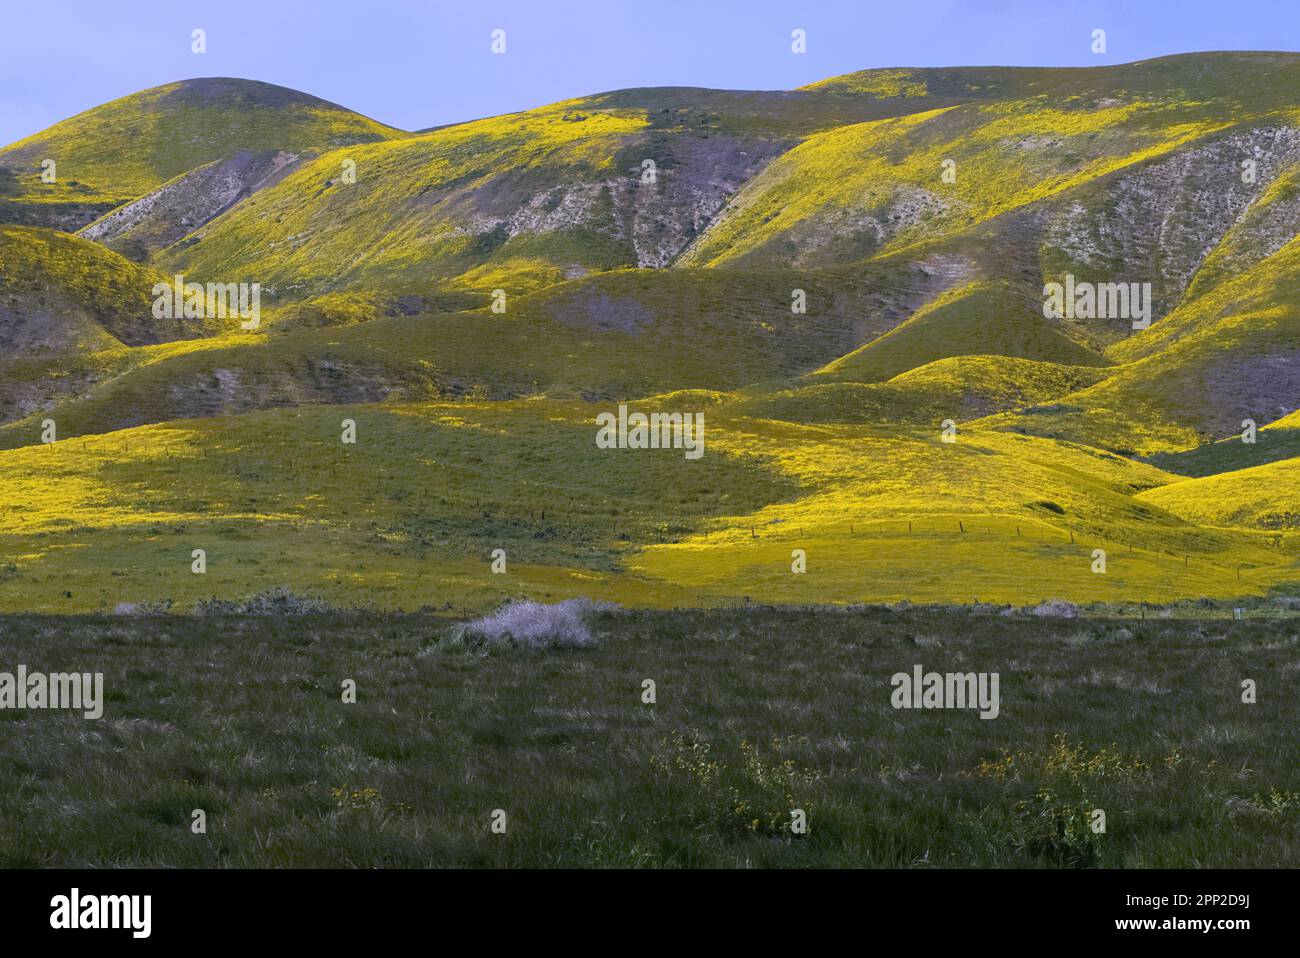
[
  {"left": 0, "top": 400, "right": 1290, "bottom": 613},
  {"left": 140, "top": 55, "right": 1300, "bottom": 354},
  {"left": 1, "top": 54, "right": 1298, "bottom": 460},
  {"left": 0, "top": 264, "right": 945, "bottom": 444},
  {"left": 77, "top": 149, "right": 303, "bottom": 260},
  {"left": 0, "top": 78, "right": 401, "bottom": 231},
  {"left": 984, "top": 236, "right": 1300, "bottom": 454},
  {"left": 812, "top": 280, "right": 1107, "bottom": 383},
  {"left": 731, "top": 356, "right": 1109, "bottom": 426},
  {"left": 0, "top": 225, "right": 234, "bottom": 354},
  {"left": 2, "top": 54, "right": 1300, "bottom": 611},
  {"left": 1146, "top": 411, "right": 1300, "bottom": 478},
  {"left": 1138, "top": 455, "right": 1300, "bottom": 530},
  {"left": 0, "top": 224, "right": 252, "bottom": 424},
  {"left": 801, "top": 52, "right": 1300, "bottom": 106},
  {"left": 157, "top": 87, "right": 958, "bottom": 303}
]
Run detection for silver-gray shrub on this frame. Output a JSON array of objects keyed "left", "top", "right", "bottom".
[{"left": 457, "top": 598, "right": 617, "bottom": 649}]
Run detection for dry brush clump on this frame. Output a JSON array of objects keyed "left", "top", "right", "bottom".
[
  {"left": 193, "top": 586, "right": 333, "bottom": 616},
  {"left": 452, "top": 598, "right": 619, "bottom": 650},
  {"left": 1027, "top": 599, "right": 1080, "bottom": 619}
]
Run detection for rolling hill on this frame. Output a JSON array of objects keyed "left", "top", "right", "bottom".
[
  {"left": 1, "top": 53, "right": 1298, "bottom": 613},
  {"left": 986, "top": 234, "right": 1300, "bottom": 454},
  {"left": 0, "top": 78, "right": 400, "bottom": 232}
]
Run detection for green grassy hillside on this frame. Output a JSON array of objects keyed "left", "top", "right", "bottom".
[
  {"left": 677, "top": 89, "right": 1241, "bottom": 270},
  {"left": 159, "top": 95, "right": 819, "bottom": 300},
  {"left": 1147, "top": 408, "right": 1300, "bottom": 478},
  {"left": 732, "top": 356, "right": 1109, "bottom": 425},
  {"left": 0, "top": 399, "right": 1293, "bottom": 614},
  {"left": 985, "top": 236, "right": 1300, "bottom": 455},
  {"left": 812, "top": 280, "right": 1107, "bottom": 383},
  {"left": 0, "top": 225, "right": 236, "bottom": 354},
  {"left": 1139, "top": 455, "right": 1300, "bottom": 530},
  {"left": 2, "top": 54, "right": 1299, "bottom": 612},
  {"left": 801, "top": 53, "right": 1300, "bottom": 108},
  {"left": 0, "top": 78, "right": 400, "bottom": 230},
  {"left": 0, "top": 265, "right": 937, "bottom": 445}
]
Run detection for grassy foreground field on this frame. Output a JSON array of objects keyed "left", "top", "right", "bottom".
[{"left": 0, "top": 606, "right": 1295, "bottom": 867}]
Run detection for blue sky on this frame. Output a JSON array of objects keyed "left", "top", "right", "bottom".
[{"left": 2, "top": 0, "right": 1298, "bottom": 143}]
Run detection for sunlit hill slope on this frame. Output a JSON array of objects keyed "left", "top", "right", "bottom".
[{"left": 1, "top": 54, "right": 1298, "bottom": 612}]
